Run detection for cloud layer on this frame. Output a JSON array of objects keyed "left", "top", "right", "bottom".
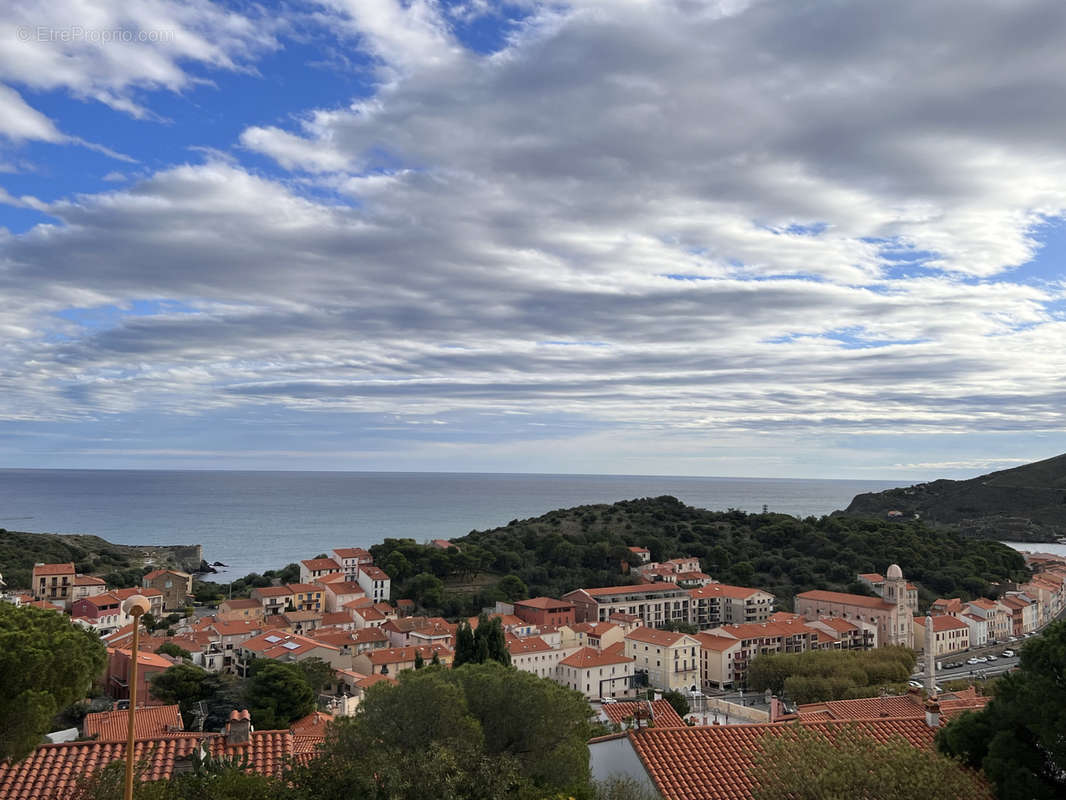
[{"left": 2, "top": 0, "right": 1066, "bottom": 475}]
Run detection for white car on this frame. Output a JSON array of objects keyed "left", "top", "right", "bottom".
[
  {"left": 986, "top": 655, "right": 997, "bottom": 661},
  {"left": 908, "top": 680, "right": 923, "bottom": 688},
  {"left": 976, "top": 656, "right": 989, "bottom": 663},
  {"left": 1002, "top": 649, "right": 1015, "bottom": 658},
  {"left": 966, "top": 657, "right": 980, "bottom": 665}
]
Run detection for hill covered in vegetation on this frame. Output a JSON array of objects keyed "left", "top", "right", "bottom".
[
  {"left": 0, "top": 529, "right": 202, "bottom": 590},
  {"left": 374, "top": 496, "right": 1029, "bottom": 617},
  {"left": 842, "top": 452, "right": 1066, "bottom": 541}
]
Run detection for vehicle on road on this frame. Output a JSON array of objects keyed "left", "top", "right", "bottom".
[
  {"left": 1002, "top": 649, "right": 1015, "bottom": 657},
  {"left": 987, "top": 655, "right": 997, "bottom": 661},
  {"left": 908, "top": 680, "right": 922, "bottom": 688},
  {"left": 967, "top": 657, "right": 980, "bottom": 665}
]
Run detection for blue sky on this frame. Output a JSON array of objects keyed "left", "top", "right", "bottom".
[{"left": 1, "top": 0, "right": 1065, "bottom": 480}]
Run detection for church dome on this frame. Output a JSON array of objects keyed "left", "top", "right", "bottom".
[{"left": 886, "top": 564, "right": 903, "bottom": 580}]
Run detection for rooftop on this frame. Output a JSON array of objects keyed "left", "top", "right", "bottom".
[
  {"left": 795, "top": 589, "right": 895, "bottom": 611},
  {"left": 600, "top": 699, "right": 686, "bottom": 728},
  {"left": 300, "top": 558, "right": 339, "bottom": 572},
  {"left": 571, "top": 583, "right": 689, "bottom": 598},
  {"left": 514, "top": 596, "right": 575, "bottom": 610},
  {"left": 688, "top": 583, "right": 769, "bottom": 600},
  {"left": 83, "top": 705, "right": 183, "bottom": 742},
  {"left": 559, "top": 646, "right": 633, "bottom": 669},
  {"left": 32, "top": 563, "right": 75, "bottom": 576},
  {"left": 624, "top": 626, "right": 692, "bottom": 647}
]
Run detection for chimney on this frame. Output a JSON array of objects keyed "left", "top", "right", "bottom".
[
  {"left": 924, "top": 698, "right": 941, "bottom": 729},
  {"left": 225, "top": 709, "right": 253, "bottom": 745},
  {"left": 769, "top": 695, "right": 780, "bottom": 723},
  {"left": 924, "top": 616, "right": 937, "bottom": 695}
]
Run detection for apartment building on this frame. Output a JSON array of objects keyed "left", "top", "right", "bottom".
[
  {"left": 563, "top": 583, "right": 691, "bottom": 627},
  {"left": 623, "top": 627, "right": 700, "bottom": 693},
  {"left": 688, "top": 583, "right": 775, "bottom": 627}
]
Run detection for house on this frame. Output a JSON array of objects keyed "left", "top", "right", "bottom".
[
  {"left": 106, "top": 648, "right": 174, "bottom": 704},
  {"left": 281, "top": 609, "right": 324, "bottom": 635},
  {"left": 688, "top": 583, "right": 775, "bottom": 627},
  {"left": 31, "top": 563, "right": 76, "bottom": 606},
  {"left": 557, "top": 645, "right": 635, "bottom": 701},
  {"left": 1002, "top": 591, "right": 1038, "bottom": 634},
  {"left": 963, "top": 598, "right": 1011, "bottom": 643},
  {"left": 705, "top": 619, "right": 822, "bottom": 687},
  {"left": 624, "top": 627, "right": 701, "bottom": 693},
  {"left": 913, "top": 615, "right": 970, "bottom": 656},
  {"left": 71, "top": 592, "right": 125, "bottom": 635},
  {"left": 507, "top": 635, "right": 578, "bottom": 680},
  {"left": 83, "top": 704, "right": 183, "bottom": 741},
  {"left": 287, "top": 583, "right": 325, "bottom": 613},
  {"left": 352, "top": 644, "right": 454, "bottom": 676},
  {"left": 794, "top": 564, "right": 914, "bottom": 647},
  {"left": 299, "top": 558, "right": 340, "bottom": 584},
  {"left": 237, "top": 630, "right": 345, "bottom": 675},
  {"left": 930, "top": 597, "right": 964, "bottom": 616},
  {"left": 320, "top": 581, "right": 365, "bottom": 612},
  {"left": 572, "top": 622, "right": 625, "bottom": 651},
  {"left": 218, "top": 597, "right": 265, "bottom": 622},
  {"left": 331, "top": 547, "right": 373, "bottom": 580},
  {"left": 627, "top": 546, "right": 652, "bottom": 564},
  {"left": 513, "top": 596, "right": 577, "bottom": 627},
  {"left": 251, "top": 585, "right": 295, "bottom": 616},
  {"left": 0, "top": 712, "right": 325, "bottom": 800},
  {"left": 563, "top": 583, "right": 692, "bottom": 627},
  {"left": 208, "top": 619, "right": 265, "bottom": 670},
  {"left": 356, "top": 565, "right": 391, "bottom": 603},
  {"left": 71, "top": 574, "right": 108, "bottom": 603},
  {"left": 599, "top": 699, "right": 686, "bottom": 729},
  {"left": 111, "top": 587, "right": 164, "bottom": 618},
  {"left": 695, "top": 632, "right": 744, "bottom": 690},
  {"left": 960, "top": 613, "right": 988, "bottom": 648},
  {"left": 805, "top": 615, "right": 876, "bottom": 650},
  {"left": 141, "top": 569, "right": 192, "bottom": 611}
]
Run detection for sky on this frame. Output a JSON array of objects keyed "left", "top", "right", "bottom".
[{"left": 1, "top": 0, "right": 1065, "bottom": 480}]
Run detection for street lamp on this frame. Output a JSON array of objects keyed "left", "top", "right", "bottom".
[{"left": 121, "top": 594, "right": 151, "bottom": 800}]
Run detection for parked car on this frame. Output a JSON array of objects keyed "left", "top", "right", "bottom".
[
  {"left": 908, "top": 680, "right": 923, "bottom": 688},
  {"left": 1002, "top": 649, "right": 1015, "bottom": 657},
  {"left": 966, "top": 657, "right": 980, "bottom": 665},
  {"left": 976, "top": 656, "right": 989, "bottom": 663},
  {"left": 987, "top": 655, "right": 997, "bottom": 661}
]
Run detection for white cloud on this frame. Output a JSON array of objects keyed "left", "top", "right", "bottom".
[{"left": 3, "top": 1, "right": 1066, "bottom": 472}]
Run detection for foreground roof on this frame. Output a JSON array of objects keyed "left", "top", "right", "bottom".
[
  {"left": 0, "top": 730, "right": 324, "bottom": 800},
  {"left": 623, "top": 718, "right": 982, "bottom": 800},
  {"left": 83, "top": 705, "right": 183, "bottom": 742},
  {"left": 601, "top": 699, "right": 686, "bottom": 728}
]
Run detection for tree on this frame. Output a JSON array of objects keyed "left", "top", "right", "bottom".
[
  {"left": 661, "top": 689, "right": 690, "bottom": 719},
  {"left": 296, "top": 657, "right": 334, "bottom": 694},
  {"left": 750, "top": 723, "right": 990, "bottom": 800},
  {"left": 246, "top": 662, "right": 315, "bottom": 729},
  {"left": 155, "top": 642, "right": 191, "bottom": 661},
  {"left": 289, "top": 662, "right": 594, "bottom": 800},
  {"left": 453, "top": 620, "right": 476, "bottom": 667},
  {"left": 414, "top": 651, "right": 425, "bottom": 669},
  {"left": 150, "top": 663, "right": 210, "bottom": 722},
  {"left": 0, "top": 603, "right": 107, "bottom": 760},
  {"left": 73, "top": 757, "right": 293, "bottom": 800},
  {"left": 496, "top": 574, "right": 528, "bottom": 602},
  {"left": 938, "top": 619, "right": 1066, "bottom": 799}
]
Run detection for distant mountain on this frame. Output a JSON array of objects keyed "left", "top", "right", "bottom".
[{"left": 841, "top": 453, "right": 1066, "bottom": 541}]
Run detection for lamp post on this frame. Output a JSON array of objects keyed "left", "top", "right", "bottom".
[{"left": 121, "top": 594, "right": 151, "bottom": 800}]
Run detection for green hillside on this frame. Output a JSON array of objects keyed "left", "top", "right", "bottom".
[{"left": 842, "top": 452, "right": 1066, "bottom": 541}]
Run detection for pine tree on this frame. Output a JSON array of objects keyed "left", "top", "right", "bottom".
[
  {"left": 414, "top": 651, "right": 425, "bottom": 670},
  {"left": 454, "top": 620, "right": 476, "bottom": 667}
]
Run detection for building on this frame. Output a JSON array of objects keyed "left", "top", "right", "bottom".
[
  {"left": 513, "top": 596, "right": 577, "bottom": 627},
  {"left": 31, "top": 563, "right": 76, "bottom": 606},
  {"left": 706, "top": 619, "right": 822, "bottom": 687},
  {"left": 238, "top": 630, "right": 345, "bottom": 674},
  {"left": 913, "top": 615, "right": 970, "bottom": 656},
  {"left": 251, "top": 585, "right": 295, "bottom": 616},
  {"left": 688, "top": 583, "right": 775, "bottom": 627},
  {"left": 963, "top": 598, "right": 1011, "bottom": 643},
  {"left": 141, "top": 569, "right": 192, "bottom": 611},
  {"left": 507, "top": 635, "right": 578, "bottom": 680},
  {"left": 112, "top": 587, "right": 164, "bottom": 618},
  {"left": 1002, "top": 591, "right": 1038, "bottom": 634},
  {"left": 71, "top": 592, "right": 126, "bottom": 635},
  {"left": 572, "top": 622, "right": 625, "bottom": 651},
  {"left": 287, "top": 584, "right": 325, "bottom": 613},
  {"left": 599, "top": 699, "right": 686, "bottom": 729},
  {"left": 627, "top": 546, "right": 651, "bottom": 564},
  {"left": 83, "top": 704, "right": 183, "bottom": 741},
  {"left": 356, "top": 565, "right": 391, "bottom": 603},
  {"left": 695, "top": 632, "right": 744, "bottom": 690},
  {"left": 352, "top": 643, "right": 454, "bottom": 676},
  {"left": 71, "top": 575, "right": 108, "bottom": 603},
  {"left": 794, "top": 564, "right": 913, "bottom": 647},
  {"left": 960, "top": 612, "right": 988, "bottom": 648},
  {"left": 563, "top": 583, "right": 692, "bottom": 627},
  {"left": 218, "top": 597, "right": 265, "bottom": 622},
  {"left": 299, "top": 558, "right": 340, "bottom": 584},
  {"left": 557, "top": 646, "right": 635, "bottom": 700},
  {"left": 331, "top": 547, "right": 373, "bottom": 580},
  {"left": 624, "top": 627, "right": 700, "bottom": 693},
  {"left": 805, "top": 616, "right": 876, "bottom": 650},
  {"left": 321, "top": 580, "right": 366, "bottom": 613},
  {"left": 106, "top": 648, "right": 174, "bottom": 703}
]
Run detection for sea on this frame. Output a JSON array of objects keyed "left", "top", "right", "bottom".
[{"left": 0, "top": 469, "right": 904, "bottom": 579}]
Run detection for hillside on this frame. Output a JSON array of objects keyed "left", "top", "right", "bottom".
[
  {"left": 841, "top": 453, "right": 1066, "bottom": 541},
  {"left": 373, "top": 496, "right": 1029, "bottom": 617},
  {"left": 0, "top": 529, "right": 202, "bottom": 590}
]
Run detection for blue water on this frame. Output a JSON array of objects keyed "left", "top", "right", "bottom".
[{"left": 0, "top": 470, "right": 901, "bottom": 578}]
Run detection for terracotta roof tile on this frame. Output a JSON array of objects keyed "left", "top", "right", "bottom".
[
  {"left": 795, "top": 589, "right": 895, "bottom": 611},
  {"left": 624, "top": 627, "right": 692, "bottom": 647},
  {"left": 300, "top": 558, "right": 339, "bottom": 572},
  {"left": 601, "top": 700, "right": 686, "bottom": 728},
  {"left": 514, "top": 596, "right": 575, "bottom": 610},
  {"left": 559, "top": 646, "right": 633, "bottom": 668},
  {"left": 31, "top": 563, "right": 75, "bottom": 576},
  {"left": 83, "top": 705, "right": 183, "bottom": 741},
  {"left": 689, "top": 583, "right": 769, "bottom": 600}
]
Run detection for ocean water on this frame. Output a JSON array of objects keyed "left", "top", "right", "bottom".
[{"left": 0, "top": 470, "right": 900, "bottom": 578}]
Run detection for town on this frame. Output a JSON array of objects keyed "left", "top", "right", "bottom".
[{"left": 1, "top": 538, "right": 1064, "bottom": 799}]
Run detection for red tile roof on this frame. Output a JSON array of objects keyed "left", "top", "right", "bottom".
[
  {"left": 624, "top": 627, "right": 692, "bottom": 647},
  {"left": 577, "top": 583, "right": 688, "bottom": 597},
  {"left": 915, "top": 615, "right": 969, "bottom": 632},
  {"left": 601, "top": 699, "right": 686, "bottom": 728},
  {"left": 796, "top": 690, "right": 989, "bottom": 722},
  {"left": 31, "top": 563, "right": 75, "bottom": 576},
  {"left": 210, "top": 619, "right": 264, "bottom": 637},
  {"left": 74, "top": 575, "right": 107, "bottom": 586},
  {"left": 507, "top": 636, "right": 555, "bottom": 655},
  {"left": 815, "top": 616, "right": 859, "bottom": 633},
  {"left": 83, "top": 705, "right": 183, "bottom": 741},
  {"left": 514, "top": 596, "right": 575, "bottom": 610},
  {"left": 572, "top": 622, "right": 618, "bottom": 637},
  {"left": 332, "top": 547, "right": 371, "bottom": 559},
  {"left": 366, "top": 644, "right": 452, "bottom": 665},
  {"left": 360, "top": 566, "right": 390, "bottom": 581},
  {"left": 0, "top": 729, "right": 324, "bottom": 799},
  {"left": 221, "top": 598, "right": 262, "bottom": 610},
  {"left": 858, "top": 572, "right": 885, "bottom": 582},
  {"left": 323, "top": 581, "right": 364, "bottom": 595},
  {"left": 286, "top": 583, "right": 323, "bottom": 594},
  {"left": 623, "top": 718, "right": 986, "bottom": 800},
  {"left": 695, "top": 633, "right": 742, "bottom": 652},
  {"left": 289, "top": 711, "right": 333, "bottom": 736},
  {"left": 559, "top": 646, "right": 633, "bottom": 669},
  {"left": 689, "top": 583, "right": 768, "bottom": 600},
  {"left": 301, "top": 558, "right": 339, "bottom": 572},
  {"left": 112, "top": 587, "right": 163, "bottom": 600},
  {"left": 252, "top": 586, "right": 294, "bottom": 598},
  {"left": 142, "top": 569, "right": 190, "bottom": 582},
  {"left": 795, "top": 589, "right": 895, "bottom": 610}
]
